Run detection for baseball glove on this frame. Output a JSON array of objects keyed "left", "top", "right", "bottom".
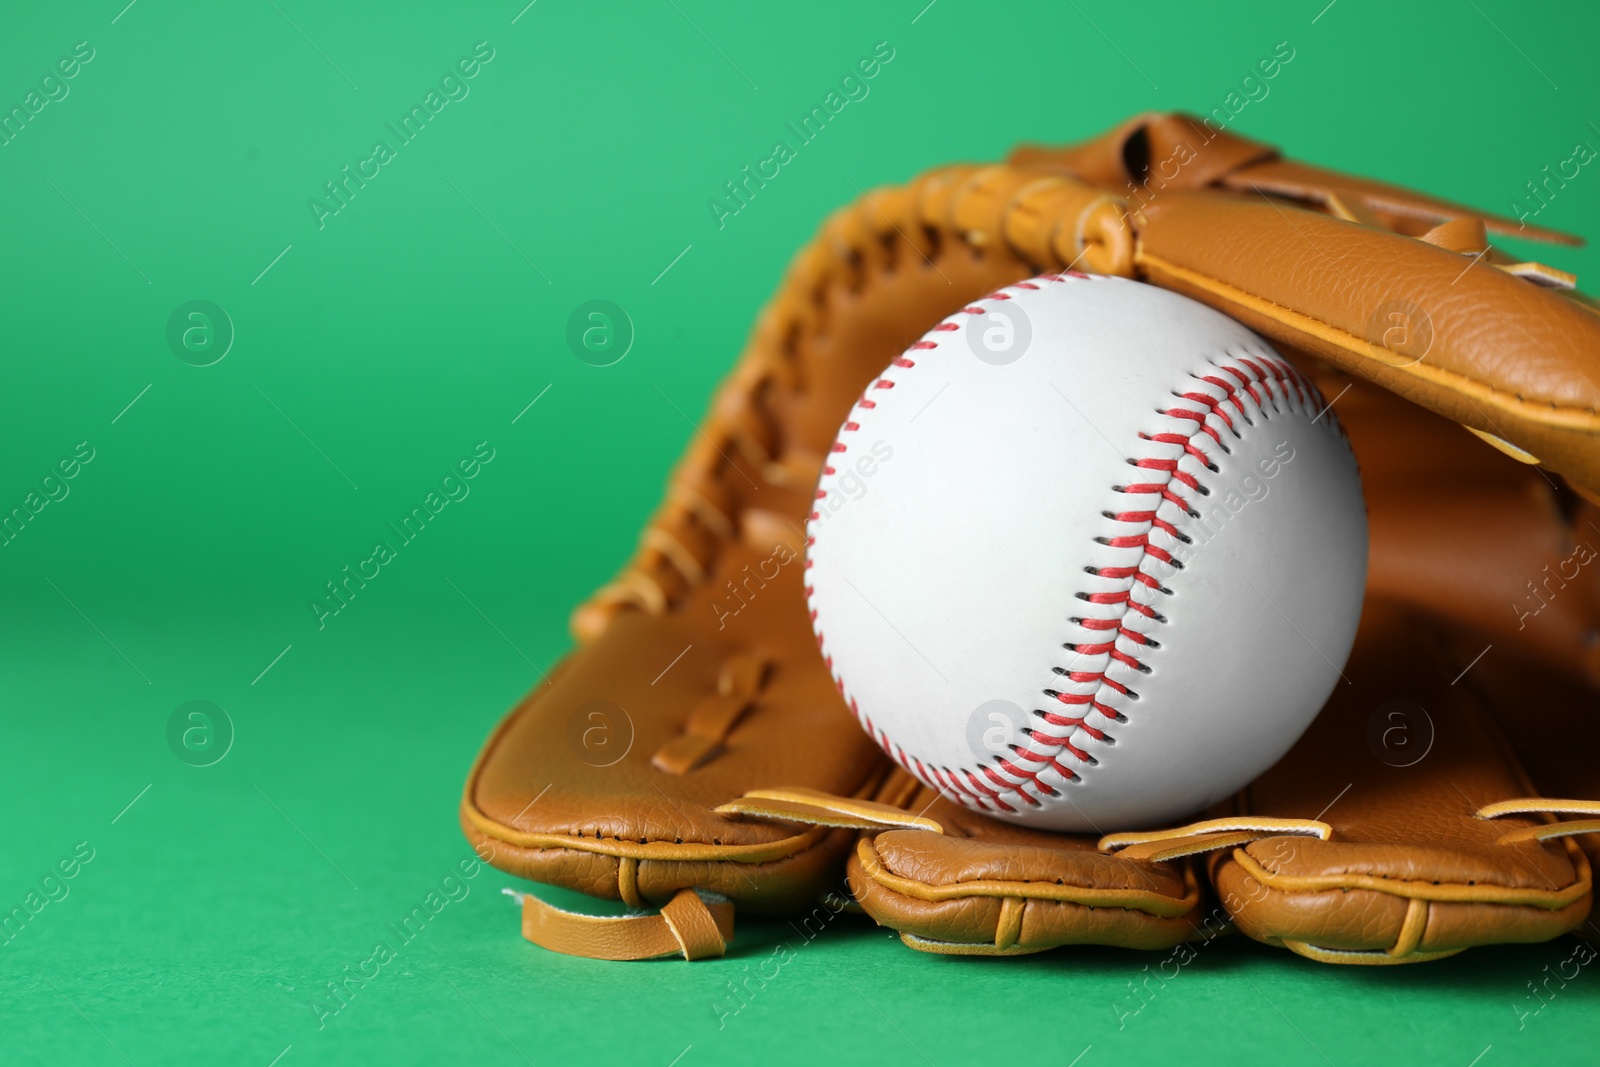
[{"left": 460, "top": 112, "right": 1600, "bottom": 962}]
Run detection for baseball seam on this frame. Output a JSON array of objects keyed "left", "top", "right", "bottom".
[{"left": 806, "top": 273, "right": 1340, "bottom": 816}]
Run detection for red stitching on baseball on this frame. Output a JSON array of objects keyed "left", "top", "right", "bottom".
[{"left": 807, "top": 275, "right": 1338, "bottom": 815}]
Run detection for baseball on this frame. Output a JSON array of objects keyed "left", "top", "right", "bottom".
[{"left": 805, "top": 274, "right": 1367, "bottom": 831}]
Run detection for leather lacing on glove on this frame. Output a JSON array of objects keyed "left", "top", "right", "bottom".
[
  {"left": 567, "top": 290, "right": 820, "bottom": 644},
  {"left": 512, "top": 789, "right": 1600, "bottom": 962},
  {"left": 511, "top": 885, "right": 737, "bottom": 963},
  {"left": 1118, "top": 799, "right": 1600, "bottom": 964}
]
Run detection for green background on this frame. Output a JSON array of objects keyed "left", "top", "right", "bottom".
[{"left": 2, "top": 1, "right": 1596, "bottom": 1063}]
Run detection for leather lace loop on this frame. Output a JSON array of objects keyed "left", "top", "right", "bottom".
[
  {"left": 652, "top": 653, "right": 773, "bottom": 775},
  {"left": 1476, "top": 797, "right": 1600, "bottom": 844},
  {"left": 716, "top": 787, "right": 945, "bottom": 834},
  {"left": 1099, "top": 817, "right": 1333, "bottom": 863},
  {"left": 517, "top": 887, "right": 734, "bottom": 961}
]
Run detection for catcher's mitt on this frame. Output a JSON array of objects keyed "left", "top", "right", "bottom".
[{"left": 460, "top": 113, "right": 1600, "bottom": 961}]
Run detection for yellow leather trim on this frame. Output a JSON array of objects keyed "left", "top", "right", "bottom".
[
  {"left": 1281, "top": 939, "right": 1465, "bottom": 966},
  {"left": 899, "top": 932, "right": 1051, "bottom": 957},
  {"left": 1100, "top": 817, "right": 1331, "bottom": 862},
  {"left": 463, "top": 795, "right": 835, "bottom": 864},
  {"left": 1476, "top": 799, "right": 1600, "bottom": 845},
  {"left": 716, "top": 787, "right": 945, "bottom": 834},
  {"left": 1136, "top": 250, "right": 1600, "bottom": 434},
  {"left": 668, "top": 481, "right": 736, "bottom": 539},
  {"left": 1477, "top": 798, "right": 1600, "bottom": 819},
  {"left": 1228, "top": 843, "right": 1592, "bottom": 909},
  {"left": 1498, "top": 259, "right": 1577, "bottom": 289},
  {"left": 855, "top": 837, "right": 1201, "bottom": 918},
  {"left": 590, "top": 570, "right": 667, "bottom": 617},
  {"left": 1106, "top": 831, "right": 1279, "bottom": 864},
  {"left": 520, "top": 887, "right": 733, "bottom": 961},
  {"left": 1389, "top": 897, "right": 1430, "bottom": 957},
  {"left": 1322, "top": 191, "right": 1383, "bottom": 229},
  {"left": 1491, "top": 820, "right": 1600, "bottom": 845},
  {"left": 618, "top": 856, "right": 642, "bottom": 908},
  {"left": 461, "top": 704, "right": 887, "bottom": 866},
  {"left": 642, "top": 526, "right": 708, "bottom": 585},
  {"left": 1464, "top": 426, "right": 1540, "bottom": 464},
  {"left": 995, "top": 897, "right": 1025, "bottom": 950}
]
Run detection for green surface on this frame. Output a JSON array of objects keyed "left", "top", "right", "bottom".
[{"left": 2, "top": 1, "right": 1597, "bottom": 1063}]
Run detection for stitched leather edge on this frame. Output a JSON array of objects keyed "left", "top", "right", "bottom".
[
  {"left": 854, "top": 837, "right": 1200, "bottom": 917},
  {"left": 1138, "top": 251, "right": 1600, "bottom": 432},
  {"left": 1227, "top": 837, "right": 1593, "bottom": 908},
  {"left": 898, "top": 932, "right": 1053, "bottom": 956},
  {"left": 1279, "top": 939, "right": 1466, "bottom": 966},
  {"left": 460, "top": 685, "right": 888, "bottom": 864}
]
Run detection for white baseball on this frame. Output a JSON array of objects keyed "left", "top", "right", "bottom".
[{"left": 805, "top": 274, "right": 1367, "bottom": 831}]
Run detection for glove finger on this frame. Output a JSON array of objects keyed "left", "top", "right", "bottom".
[
  {"left": 846, "top": 773, "right": 1213, "bottom": 955},
  {"left": 1205, "top": 598, "right": 1597, "bottom": 964}
]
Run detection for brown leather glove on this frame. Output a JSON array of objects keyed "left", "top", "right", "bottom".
[
  {"left": 460, "top": 112, "right": 1600, "bottom": 961},
  {"left": 1193, "top": 368, "right": 1600, "bottom": 963}
]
